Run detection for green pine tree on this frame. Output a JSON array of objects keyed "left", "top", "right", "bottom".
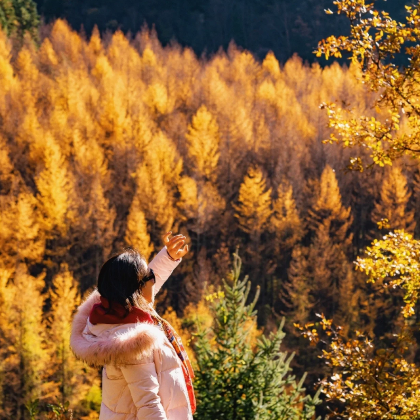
[
  {"left": 193, "top": 252, "right": 321, "bottom": 420},
  {"left": 0, "top": 0, "right": 39, "bottom": 41},
  {"left": 0, "top": 1, "right": 15, "bottom": 36}
]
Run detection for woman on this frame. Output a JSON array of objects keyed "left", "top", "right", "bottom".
[{"left": 70, "top": 232, "right": 195, "bottom": 420}]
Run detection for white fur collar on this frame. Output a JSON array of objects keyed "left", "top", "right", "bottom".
[{"left": 70, "top": 290, "right": 165, "bottom": 367}]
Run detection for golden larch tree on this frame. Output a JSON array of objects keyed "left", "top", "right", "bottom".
[
  {"left": 306, "top": 167, "right": 353, "bottom": 318},
  {"left": 335, "top": 268, "right": 362, "bottom": 337},
  {"left": 0, "top": 265, "right": 48, "bottom": 418},
  {"left": 0, "top": 134, "right": 14, "bottom": 192},
  {"left": 125, "top": 196, "right": 154, "bottom": 260},
  {"left": 134, "top": 131, "right": 182, "bottom": 236},
  {"left": 371, "top": 165, "right": 415, "bottom": 233},
  {"left": 15, "top": 47, "right": 40, "bottom": 109},
  {"left": 307, "top": 223, "right": 338, "bottom": 316},
  {"left": 38, "top": 37, "right": 59, "bottom": 69},
  {"left": 281, "top": 246, "right": 313, "bottom": 327},
  {"left": 35, "top": 133, "right": 76, "bottom": 235},
  {"left": 178, "top": 176, "right": 225, "bottom": 242},
  {"left": 46, "top": 265, "right": 97, "bottom": 410},
  {"left": 186, "top": 105, "right": 220, "bottom": 182},
  {"left": 13, "top": 191, "right": 45, "bottom": 266},
  {"left": 0, "top": 28, "right": 15, "bottom": 99},
  {"left": 234, "top": 166, "right": 272, "bottom": 240},
  {"left": 271, "top": 179, "right": 304, "bottom": 254},
  {"left": 0, "top": 190, "right": 45, "bottom": 271},
  {"left": 308, "top": 164, "right": 353, "bottom": 247}
]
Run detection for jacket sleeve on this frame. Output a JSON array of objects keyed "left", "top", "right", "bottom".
[
  {"left": 148, "top": 246, "right": 182, "bottom": 296},
  {"left": 120, "top": 362, "right": 167, "bottom": 420}
]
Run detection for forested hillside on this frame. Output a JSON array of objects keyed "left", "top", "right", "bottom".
[{"left": 0, "top": 18, "right": 419, "bottom": 418}]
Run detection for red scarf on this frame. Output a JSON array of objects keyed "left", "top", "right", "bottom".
[
  {"left": 89, "top": 297, "right": 154, "bottom": 325},
  {"left": 89, "top": 297, "right": 196, "bottom": 414}
]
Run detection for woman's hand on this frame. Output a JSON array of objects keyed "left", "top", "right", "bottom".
[{"left": 164, "top": 231, "right": 189, "bottom": 260}]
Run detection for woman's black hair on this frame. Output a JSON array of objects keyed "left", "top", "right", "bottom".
[{"left": 97, "top": 248, "right": 148, "bottom": 311}]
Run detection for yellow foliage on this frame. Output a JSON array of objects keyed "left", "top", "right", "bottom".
[
  {"left": 15, "top": 47, "right": 39, "bottom": 107},
  {"left": 312, "top": 165, "right": 345, "bottom": 215},
  {"left": 308, "top": 164, "right": 352, "bottom": 244},
  {"left": 0, "top": 265, "right": 49, "bottom": 411},
  {"left": 0, "top": 191, "right": 45, "bottom": 270},
  {"left": 47, "top": 265, "right": 97, "bottom": 406},
  {"left": 178, "top": 176, "right": 199, "bottom": 220},
  {"left": 372, "top": 165, "right": 415, "bottom": 233},
  {"left": 186, "top": 105, "right": 220, "bottom": 181},
  {"left": 36, "top": 133, "right": 76, "bottom": 234},
  {"left": 234, "top": 166, "right": 272, "bottom": 236},
  {"left": 50, "top": 20, "right": 83, "bottom": 66},
  {"left": 0, "top": 28, "right": 15, "bottom": 92},
  {"left": 257, "top": 79, "right": 277, "bottom": 104},
  {"left": 142, "top": 47, "right": 158, "bottom": 68},
  {"left": 0, "top": 134, "right": 14, "bottom": 186},
  {"left": 261, "top": 51, "right": 281, "bottom": 79},
  {"left": 73, "top": 130, "right": 108, "bottom": 178},
  {"left": 125, "top": 197, "right": 154, "bottom": 260},
  {"left": 39, "top": 38, "right": 58, "bottom": 68},
  {"left": 87, "top": 26, "right": 104, "bottom": 58},
  {"left": 49, "top": 264, "right": 80, "bottom": 338},
  {"left": 145, "top": 83, "right": 173, "bottom": 115},
  {"left": 134, "top": 131, "right": 182, "bottom": 234},
  {"left": 271, "top": 180, "right": 303, "bottom": 251},
  {"left": 178, "top": 177, "right": 225, "bottom": 234}
]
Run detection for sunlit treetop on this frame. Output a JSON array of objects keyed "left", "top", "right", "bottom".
[{"left": 317, "top": 0, "right": 420, "bottom": 170}]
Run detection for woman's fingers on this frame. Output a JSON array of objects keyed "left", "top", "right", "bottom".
[
  {"left": 177, "top": 244, "right": 189, "bottom": 257},
  {"left": 167, "top": 234, "right": 184, "bottom": 246},
  {"left": 168, "top": 238, "right": 186, "bottom": 253},
  {"left": 163, "top": 231, "right": 172, "bottom": 244},
  {"left": 172, "top": 240, "right": 189, "bottom": 257}
]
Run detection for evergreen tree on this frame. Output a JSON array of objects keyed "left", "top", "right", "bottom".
[
  {"left": 0, "top": 1, "right": 14, "bottom": 37},
  {"left": 0, "top": 0, "right": 39, "bottom": 41},
  {"left": 194, "top": 252, "right": 321, "bottom": 420}
]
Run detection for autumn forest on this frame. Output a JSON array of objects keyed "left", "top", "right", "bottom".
[{"left": 1, "top": 3, "right": 420, "bottom": 418}]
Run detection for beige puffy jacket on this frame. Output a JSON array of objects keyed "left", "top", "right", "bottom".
[{"left": 70, "top": 247, "right": 193, "bottom": 420}]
